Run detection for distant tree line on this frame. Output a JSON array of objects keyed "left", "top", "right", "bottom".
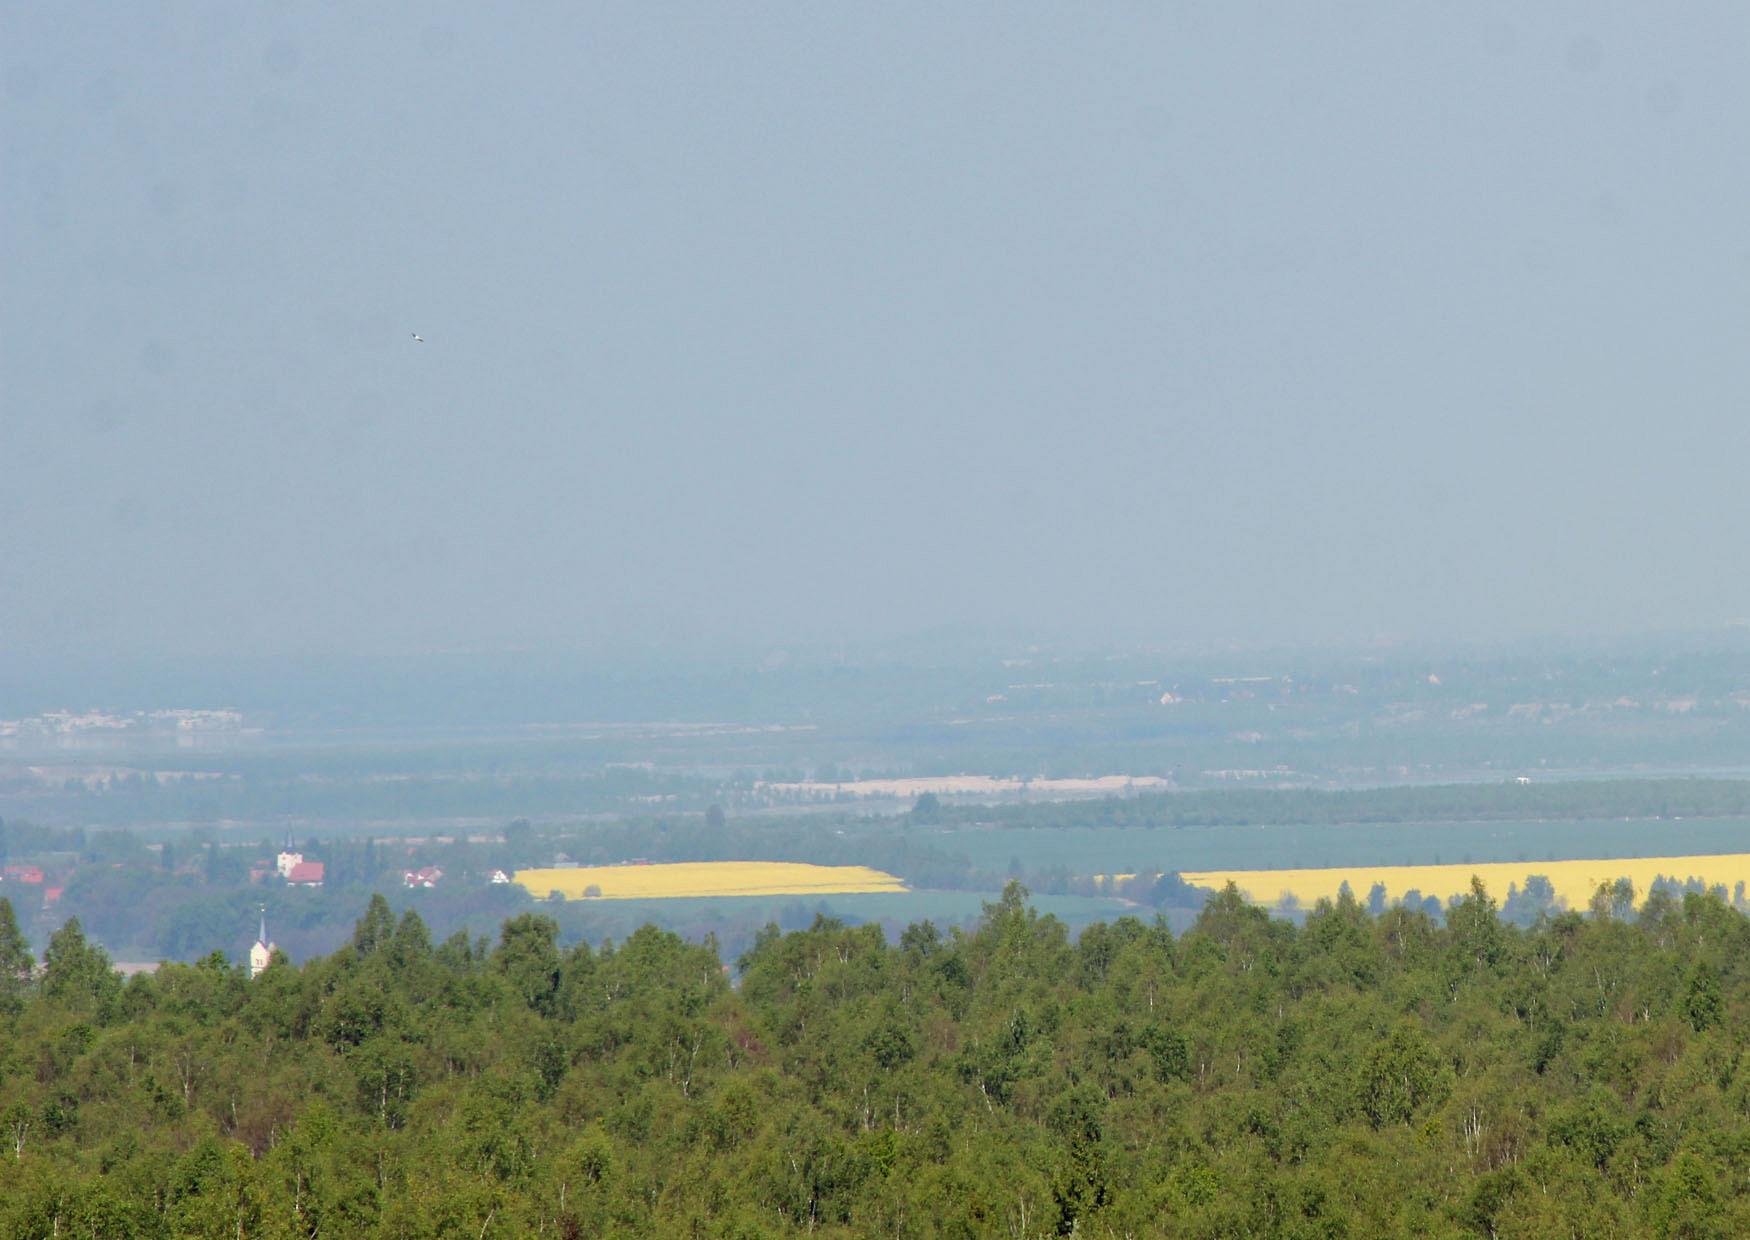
[{"left": 940, "top": 778, "right": 1750, "bottom": 831}]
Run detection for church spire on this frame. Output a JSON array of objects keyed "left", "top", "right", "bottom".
[{"left": 250, "top": 905, "right": 275, "bottom": 978}]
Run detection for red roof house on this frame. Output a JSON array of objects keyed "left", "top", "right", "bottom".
[
  {"left": 286, "top": 860, "right": 325, "bottom": 887},
  {"left": 2, "top": 865, "right": 44, "bottom": 884},
  {"left": 403, "top": 866, "right": 443, "bottom": 889}
]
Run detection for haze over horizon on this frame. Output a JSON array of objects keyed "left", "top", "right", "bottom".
[{"left": 7, "top": 5, "right": 1749, "bottom": 660}]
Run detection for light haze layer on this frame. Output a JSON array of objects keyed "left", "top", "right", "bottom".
[{"left": 4, "top": 5, "right": 1748, "bottom": 657}]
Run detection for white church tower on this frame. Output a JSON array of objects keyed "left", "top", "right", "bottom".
[{"left": 249, "top": 908, "right": 276, "bottom": 978}]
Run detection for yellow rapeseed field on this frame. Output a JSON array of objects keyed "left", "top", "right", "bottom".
[
  {"left": 515, "top": 861, "right": 907, "bottom": 901},
  {"left": 1180, "top": 854, "right": 1750, "bottom": 910}
]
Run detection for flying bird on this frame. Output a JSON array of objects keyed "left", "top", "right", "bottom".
[{"left": 411, "top": 333, "right": 424, "bottom": 343}]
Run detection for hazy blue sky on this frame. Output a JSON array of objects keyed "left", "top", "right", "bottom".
[{"left": 5, "top": 5, "right": 1749, "bottom": 658}]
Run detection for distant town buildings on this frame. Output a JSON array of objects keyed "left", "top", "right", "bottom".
[
  {"left": 0, "top": 708, "right": 245, "bottom": 748},
  {"left": 1, "top": 866, "right": 61, "bottom": 906},
  {"left": 403, "top": 866, "right": 443, "bottom": 889}
]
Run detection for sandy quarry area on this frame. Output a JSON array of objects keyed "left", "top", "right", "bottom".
[{"left": 759, "top": 774, "right": 1171, "bottom": 799}]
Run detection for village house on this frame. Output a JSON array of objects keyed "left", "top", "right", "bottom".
[
  {"left": 276, "top": 849, "right": 324, "bottom": 887},
  {"left": 403, "top": 865, "right": 443, "bottom": 889}
]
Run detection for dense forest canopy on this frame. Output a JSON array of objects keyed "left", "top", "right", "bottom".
[{"left": 4, "top": 882, "right": 1750, "bottom": 1237}]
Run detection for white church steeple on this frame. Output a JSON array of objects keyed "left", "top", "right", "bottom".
[{"left": 249, "top": 907, "right": 275, "bottom": 978}]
